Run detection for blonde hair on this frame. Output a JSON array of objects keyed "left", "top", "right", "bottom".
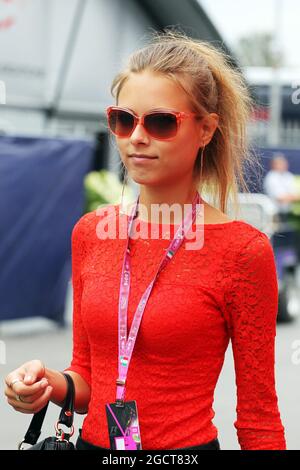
[{"left": 110, "top": 29, "right": 261, "bottom": 216}]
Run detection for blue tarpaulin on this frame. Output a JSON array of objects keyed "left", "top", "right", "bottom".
[{"left": 0, "top": 136, "right": 95, "bottom": 323}]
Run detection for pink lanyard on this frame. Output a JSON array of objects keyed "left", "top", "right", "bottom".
[{"left": 116, "top": 191, "right": 201, "bottom": 406}]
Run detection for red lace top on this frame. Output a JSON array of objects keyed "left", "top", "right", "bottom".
[{"left": 64, "top": 204, "right": 286, "bottom": 450}]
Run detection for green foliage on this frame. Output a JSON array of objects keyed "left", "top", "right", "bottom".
[
  {"left": 83, "top": 170, "right": 135, "bottom": 213},
  {"left": 287, "top": 175, "right": 300, "bottom": 232}
]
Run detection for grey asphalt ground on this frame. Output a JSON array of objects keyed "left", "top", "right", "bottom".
[{"left": 0, "top": 282, "right": 299, "bottom": 450}]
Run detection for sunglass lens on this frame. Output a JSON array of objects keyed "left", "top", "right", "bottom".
[
  {"left": 109, "top": 110, "right": 134, "bottom": 136},
  {"left": 145, "top": 113, "right": 177, "bottom": 138}
]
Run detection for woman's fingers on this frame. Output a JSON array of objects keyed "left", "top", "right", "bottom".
[
  {"left": 4, "top": 360, "right": 49, "bottom": 414},
  {"left": 6, "top": 384, "right": 48, "bottom": 404},
  {"left": 6, "top": 384, "right": 53, "bottom": 414},
  {"left": 23, "top": 360, "right": 46, "bottom": 385},
  {"left": 5, "top": 360, "right": 46, "bottom": 390},
  {"left": 5, "top": 374, "right": 25, "bottom": 390},
  {"left": 5, "top": 377, "right": 48, "bottom": 399}
]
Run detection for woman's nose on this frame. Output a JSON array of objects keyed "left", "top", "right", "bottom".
[{"left": 130, "top": 123, "right": 150, "bottom": 144}]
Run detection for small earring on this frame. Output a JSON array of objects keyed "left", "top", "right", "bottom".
[
  {"left": 200, "top": 145, "right": 205, "bottom": 183},
  {"left": 120, "top": 166, "right": 128, "bottom": 213}
]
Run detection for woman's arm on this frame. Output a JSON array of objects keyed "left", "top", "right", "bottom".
[
  {"left": 223, "top": 231, "right": 287, "bottom": 450},
  {"left": 45, "top": 368, "right": 91, "bottom": 414}
]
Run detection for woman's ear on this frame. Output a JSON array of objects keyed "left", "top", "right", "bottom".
[{"left": 200, "top": 113, "right": 219, "bottom": 146}]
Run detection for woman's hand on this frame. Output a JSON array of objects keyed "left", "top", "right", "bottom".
[{"left": 4, "top": 359, "right": 53, "bottom": 414}]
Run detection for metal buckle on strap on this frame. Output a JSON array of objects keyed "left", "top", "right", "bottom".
[
  {"left": 55, "top": 421, "right": 75, "bottom": 439},
  {"left": 116, "top": 379, "right": 126, "bottom": 407},
  {"left": 116, "top": 378, "right": 126, "bottom": 386}
]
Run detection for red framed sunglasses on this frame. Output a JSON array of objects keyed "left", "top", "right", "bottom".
[{"left": 106, "top": 106, "right": 199, "bottom": 141}]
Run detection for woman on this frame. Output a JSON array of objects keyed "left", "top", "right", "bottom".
[{"left": 4, "top": 30, "right": 286, "bottom": 450}]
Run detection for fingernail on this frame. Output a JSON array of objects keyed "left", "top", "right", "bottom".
[
  {"left": 25, "top": 375, "right": 32, "bottom": 382},
  {"left": 40, "top": 379, "right": 48, "bottom": 387}
]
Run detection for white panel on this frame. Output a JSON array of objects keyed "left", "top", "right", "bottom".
[
  {"left": 0, "top": 107, "right": 45, "bottom": 135},
  {"left": 0, "top": 0, "right": 157, "bottom": 110},
  {"left": 59, "top": 0, "right": 156, "bottom": 111},
  {"left": 45, "top": 0, "right": 79, "bottom": 104},
  {"left": 0, "top": 0, "right": 47, "bottom": 101}
]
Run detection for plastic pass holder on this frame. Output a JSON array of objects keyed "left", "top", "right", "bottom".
[{"left": 105, "top": 400, "right": 142, "bottom": 450}]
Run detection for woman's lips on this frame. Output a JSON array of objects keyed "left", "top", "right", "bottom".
[
  {"left": 129, "top": 154, "right": 158, "bottom": 164},
  {"left": 130, "top": 154, "right": 158, "bottom": 159}
]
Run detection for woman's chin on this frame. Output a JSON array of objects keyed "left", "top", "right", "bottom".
[{"left": 128, "top": 172, "right": 158, "bottom": 186}]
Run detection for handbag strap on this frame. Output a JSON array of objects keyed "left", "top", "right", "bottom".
[
  {"left": 58, "top": 373, "right": 75, "bottom": 428},
  {"left": 22, "top": 372, "right": 75, "bottom": 446}
]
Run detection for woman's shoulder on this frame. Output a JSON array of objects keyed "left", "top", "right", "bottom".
[
  {"left": 226, "top": 218, "right": 272, "bottom": 251},
  {"left": 72, "top": 204, "right": 117, "bottom": 240},
  {"left": 225, "top": 220, "right": 275, "bottom": 274},
  {"left": 72, "top": 209, "right": 97, "bottom": 233},
  {"left": 202, "top": 210, "right": 273, "bottom": 268}
]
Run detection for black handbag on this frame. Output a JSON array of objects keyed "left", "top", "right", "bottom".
[{"left": 18, "top": 372, "right": 76, "bottom": 450}]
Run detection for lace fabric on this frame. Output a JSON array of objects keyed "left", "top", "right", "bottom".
[{"left": 64, "top": 204, "right": 286, "bottom": 450}]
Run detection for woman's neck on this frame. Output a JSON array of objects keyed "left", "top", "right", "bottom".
[{"left": 137, "top": 183, "right": 199, "bottom": 224}]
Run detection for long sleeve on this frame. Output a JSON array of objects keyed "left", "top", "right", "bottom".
[
  {"left": 64, "top": 214, "right": 91, "bottom": 387},
  {"left": 223, "top": 232, "right": 286, "bottom": 450}
]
